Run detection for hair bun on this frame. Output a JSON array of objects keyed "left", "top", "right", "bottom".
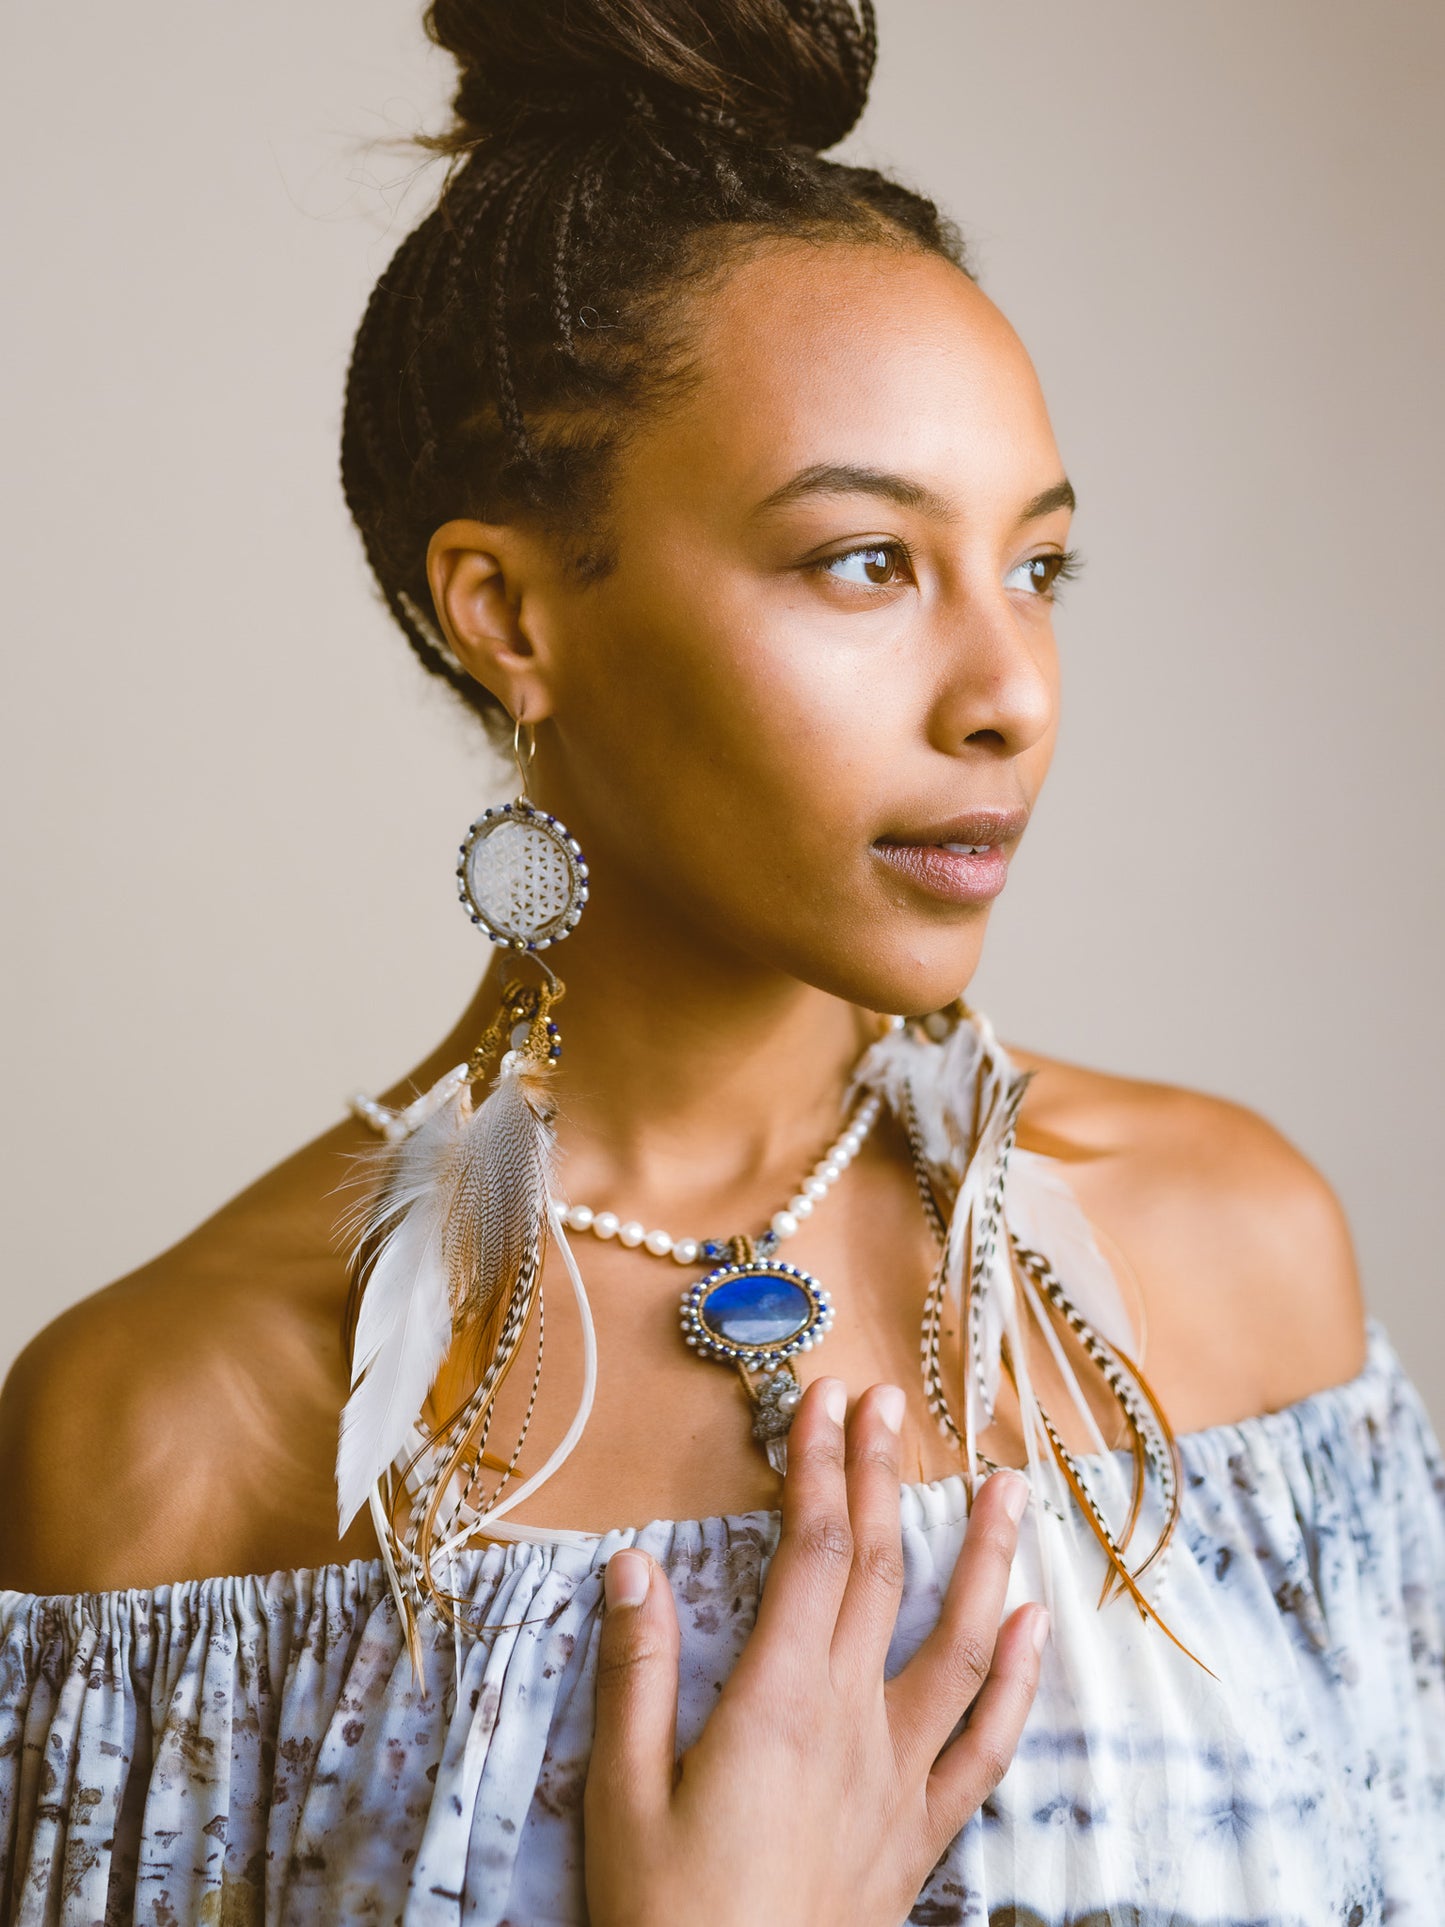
[{"left": 424, "top": 0, "right": 877, "bottom": 155}]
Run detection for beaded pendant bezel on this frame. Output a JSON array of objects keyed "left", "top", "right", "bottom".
[
  {"left": 457, "top": 799, "right": 589, "bottom": 951},
  {"left": 679, "top": 1259, "right": 834, "bottom": 1370}
]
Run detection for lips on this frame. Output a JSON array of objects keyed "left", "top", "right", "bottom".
[{"left": 873, "top": 806, "right": 1028, "bottom": 906}]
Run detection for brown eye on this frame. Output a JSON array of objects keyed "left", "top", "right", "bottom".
[
  {"left": 818, "top": 542, "right": 909, "bottom": 587},
  {"left": 1005, "top": 548, "right": 1085, "bottom": 599}
]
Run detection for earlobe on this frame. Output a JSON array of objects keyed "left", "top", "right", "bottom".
[{"left": 425, "top": 519, "right": 554, "bottom": 720}]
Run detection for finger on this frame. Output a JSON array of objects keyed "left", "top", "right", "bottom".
[
  {"left": 923, "top": 1601, "right": 1049, "bottom": 1853},
  {"left": 829, "top": 1382, "right": 907, "bottom": 1687},
  {"left": 886, "top": 1467, "right": 1031, "bottom": 1772},
  {"left": 584, "top": 1550, "right": 680, "bottom": 1836},
  {"left": 747, "top": 1375, "right": 853, "bottom": 1671}
]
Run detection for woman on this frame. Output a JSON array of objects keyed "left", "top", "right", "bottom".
[{"left": 2, "top": 2, "right": 1442, "bottom": 1922}]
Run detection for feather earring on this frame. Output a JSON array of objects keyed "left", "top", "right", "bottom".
[
  {"left": 339, "top": 980, "right": 567, "bottom": 1660},
  {"left": 338, "top": 715, "right": 593, "bottom": 1668}
]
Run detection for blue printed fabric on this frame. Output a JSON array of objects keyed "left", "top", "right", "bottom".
[{"left": 2, "top": 1314, "right": 1443, "bottom": 1924}]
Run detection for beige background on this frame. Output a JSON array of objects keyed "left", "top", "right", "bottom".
[{"left": 2, "top": 2, "right": 1441, "bottom": 1424}]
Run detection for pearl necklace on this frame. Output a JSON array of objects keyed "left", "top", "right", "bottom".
[
  {"left": 557, "top": 1087, "right": 885, "bottom": 1473},
  {"left": 558, "top": 1091, "right": 883, "bottom": 1266}
]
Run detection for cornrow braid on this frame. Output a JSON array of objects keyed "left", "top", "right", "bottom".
[
  {"left": 548, "top": 133, "right": 617, "bottom": 357},
  {"left": 340, "top": 0, "right": 971, "bottom": 732}
]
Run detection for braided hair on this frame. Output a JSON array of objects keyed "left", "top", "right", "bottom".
[{"left": 340, "top": 0, "right": 970, "bottom": 732}]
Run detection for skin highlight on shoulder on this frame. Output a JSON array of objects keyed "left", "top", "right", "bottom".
[
  {"left": 0, "top": 1125, "right": 377, "bottom": 1596},
  {"left": 1008, "top": 1042, "right": 1369, "bottom": 1428}
]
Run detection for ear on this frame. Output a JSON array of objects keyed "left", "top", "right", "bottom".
[{"left": 425, "top": 519, "right": 556, "bottom": 723}]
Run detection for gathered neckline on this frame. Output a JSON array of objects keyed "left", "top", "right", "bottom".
[{"left": 2, "top": 1316, "right": 1398, "bottom": 1615}]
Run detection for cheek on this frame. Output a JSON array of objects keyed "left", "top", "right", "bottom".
[
  {"left": 712, "top": 629, "right": 904, "bottom": 813},
  {"left": 556, "top": 589, "right": 905, "bottom": 915}
]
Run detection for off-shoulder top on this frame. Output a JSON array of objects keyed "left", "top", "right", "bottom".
[{"left": 2, "top": 1313, "right": 1443, "bottom": 1925}]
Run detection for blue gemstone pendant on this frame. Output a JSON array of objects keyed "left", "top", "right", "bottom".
[
  {"left": 680, "top": 1259, "right": 834, "bottom": 1369},
  {"left": 679, "top": 1256, "right": 835, "bottom": 1473}
]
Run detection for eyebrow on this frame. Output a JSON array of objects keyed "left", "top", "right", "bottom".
[{"left": 751, "top": 462, "right": 1076, "bottom": 526}]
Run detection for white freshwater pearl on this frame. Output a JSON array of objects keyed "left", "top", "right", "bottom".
[
  {"left": 771, "top": 1210, "right": 799, "bottom": 1240},
  {"left": 672, "top": 1239, "right": 700, "bottom": 1265},
  {"left": 788, "top": 1195, "right": 814, "bottom": 1219},
  {"left": 644, "top": 1228, "right": 674, "bottom": 1256},
  {"left": 802, "top": 1176, "right": 828, "bottom": 1201},
  {"left": 818, "top": 1161, "right": 841, "bottom": 1183},
  {"left": 565, "top": 1204, "right": 594, "bottom": 1231},
  {"left": 593, "top": 1211, "right": 620, "bottom": 1239},
  {"left": 618, "top": 1220, "right": 646, "bottom": 1247}
]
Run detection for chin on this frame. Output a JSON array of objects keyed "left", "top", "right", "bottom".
[
  {"left": 862, "top": 961, "right": 984, "bottom": 1022},
  {"left": 777, "top": 918, "right": 989, "bottom": 1020}
]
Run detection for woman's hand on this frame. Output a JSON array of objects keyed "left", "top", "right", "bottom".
[{"left": 583, "top": 1376, "right": 1048, "bottom": 1927}]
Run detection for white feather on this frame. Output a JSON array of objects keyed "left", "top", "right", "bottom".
[
  {"left": 848, "top": 1012, "right": 983, "bottom": 1177},
  {"left": 1005, "top": 1147, "right": 1138, "bottom": 1354},
  {"left": 336, "top": 1095, "right": 464, "bottom": 1533}
]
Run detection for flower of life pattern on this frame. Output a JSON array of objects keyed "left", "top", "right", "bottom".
[{"left": 465, "top": 817, "right": 576, "bottom": 941}]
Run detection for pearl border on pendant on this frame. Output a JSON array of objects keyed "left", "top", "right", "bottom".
[{"left": 678, "top": 1259, "right": 835, "bottom": 1371}]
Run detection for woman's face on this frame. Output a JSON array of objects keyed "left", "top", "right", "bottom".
[{"left": 440, "top": 238, "right": 1073, "bottom": 1018}]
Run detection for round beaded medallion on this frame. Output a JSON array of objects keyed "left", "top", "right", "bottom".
[
  {"left": 679, "top": 1259, "right": 834, "bottom": 1372},
  {"left": 457, "top": 800, "right": 589, "bottom": 950}
]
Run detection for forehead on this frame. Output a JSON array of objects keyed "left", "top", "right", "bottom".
[{"left": 620, "top": 239, "right": 1059, "bottom": 521}]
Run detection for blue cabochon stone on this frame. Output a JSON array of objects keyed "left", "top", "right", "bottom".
[{"left": 700, "top": 1272, "right": 812, "bottom": 1348}]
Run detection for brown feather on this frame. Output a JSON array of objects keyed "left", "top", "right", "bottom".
[{"left": 1033, "top": 1394, "right": 1216, "bottom": 1678}]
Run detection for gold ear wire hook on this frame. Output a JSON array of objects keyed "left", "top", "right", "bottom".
[{"left": 511, "top": 711, "right": 536, "bottom": 801}]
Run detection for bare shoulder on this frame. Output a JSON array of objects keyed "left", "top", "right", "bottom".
[
  {"left": 0, "top": 1126, "right": 370, "bottom": 1596},
  {"left": 1006, "top": 1039, "right": 1370, "bottom": 1428}
]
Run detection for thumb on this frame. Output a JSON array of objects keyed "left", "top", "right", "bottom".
[{"left": 586, "top": 1549, "right": 680, "bottom": 1830}]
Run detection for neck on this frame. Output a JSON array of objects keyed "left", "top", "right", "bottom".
[{"left": 427, "top": 871, "right": 885, "bottom": 1216}]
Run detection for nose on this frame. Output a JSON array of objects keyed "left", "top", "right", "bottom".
[{"left": 926, "top": 594, "right": 1056, "bottom": 760}]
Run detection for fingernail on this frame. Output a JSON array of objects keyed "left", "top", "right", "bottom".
[
  {"left": 823, "top": 1380, "right": 847, "bottom": 1426},
  {"left": 604, "top": 1550, "right": 650, "bottom": 1610},
  {"left": 1029, "top": 1607, "right": 1051, "bottom": 1655},
  {"left": 875, "top": 1385, "right": 905, "bottom": 1434},
  {"left": 993, "top": 1470, "right": 1031, "bottom": 1523}
]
